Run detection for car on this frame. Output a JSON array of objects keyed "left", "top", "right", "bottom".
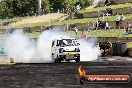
[{"left": 51, "top": 38, "right": 80, "bottom": 63}]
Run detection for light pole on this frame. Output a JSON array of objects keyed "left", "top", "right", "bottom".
[{"left": 38, "top": 0, "right": 42, "bottom": 16}]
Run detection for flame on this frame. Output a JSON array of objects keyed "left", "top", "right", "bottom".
[{"left": 78, "top": 65, "right": 86, "bottom": 76}]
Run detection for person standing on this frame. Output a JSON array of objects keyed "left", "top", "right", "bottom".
[
  {"left": 74, "top": 27, "right": 78, "bottom": 36},
  {"left": 115, "top": 13, "right": 120, "bottom": 26},
  {"left": 105, "top": 0, "right": 110, "bottom": 6},
  {"left": 120, "top": 14, "right": 125, "bottom": 25},
  {"left": 105, "top": 22, "right": 109, "bottom": 30},
  {"left": 124, "top": 22, "right": 130, "bottom": 35}
]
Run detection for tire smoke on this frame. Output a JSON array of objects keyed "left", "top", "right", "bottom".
[
  {"left": 79, "top": 39, "right": 101, "bottom": 61},
  {"left": 6, "top": 28, "right": 100, "bottom": 63}
]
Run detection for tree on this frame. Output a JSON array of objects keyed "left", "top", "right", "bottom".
[
  {"left": 42, "top": 0, "right": 50, "bottom": 14},
  {"left": 49, "top": 0, "right": 64, "bottom": 12},
  {"left": 0, "top": 0, "right": 13, "bottom": 19},
  {"left": 77, "top": 0, "right": 93, "bottom": 9},
  {"left": 12, "top": 0, "right": 38, "bottom": 16},
  {"left": 0, "top": 0, "right": 93, "bottom": 19},
  {"left": 62, "top": 0, "right": 77, "bottom": 12},
  {"left": 84, "top": 0, "right": 93, "bottom": 7}
]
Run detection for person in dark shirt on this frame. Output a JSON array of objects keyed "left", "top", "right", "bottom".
[{"left": 124, "top": 22, "right": 130, "bottom": 35}]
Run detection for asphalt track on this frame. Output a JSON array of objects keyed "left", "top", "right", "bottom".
[{"left": 0, "top": 61, "right": 132, "bottom": 88}]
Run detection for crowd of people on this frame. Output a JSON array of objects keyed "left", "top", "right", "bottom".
[
  {"left": 95, "top": 13, "right": 131, "bottom": 35},
  {"left": 69, "top": 13, "right": 131, "bottom": 37},
  {"left": 115, "top": 13, "right": 132, "bottom": 35},
  {"left": 115, "top": 13, "right": 125, "bottom": 26}
]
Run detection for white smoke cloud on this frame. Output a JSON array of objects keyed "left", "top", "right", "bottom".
[
  {"left": 6, "top": 27, "right": 101, "bottom": 63},
  {"left": 6, "top": 30, "right": 36, "bottom": 63},
  {"left": 79, "top": 39, "right": 101, "bottom": 61}
]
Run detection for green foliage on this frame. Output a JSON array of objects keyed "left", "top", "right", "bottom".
[
  {"left": 42, "top": 0, "right": 50, "bottom": 14},
  {"left": 62, "top": 0, "right": 77, "bottom": 11},
  {"left": 0, "top": 0, "right": 93, "bottom": 19},
  {"left": 0, "top": 0, "right": 13, "bottom": 18},
  {"left": 12, "top": 0, "right": 38, "bottom": 16},
  {"left": 49, "top": 0, "right": 92, "bottom": 12},
  {"left": 80, "top": 3, "right": 132, "bottom": 13},
  {"left": 0, "top": 0, "right": 38, "bottom": 19},
  {"left": 84, "top": 0, "right": 93, "bottom": 6}
]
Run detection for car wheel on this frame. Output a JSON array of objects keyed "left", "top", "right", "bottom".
[
  {"left": 55, "top": 56, "right": 61, "bottom": 63},
  {"left": 75, "top": 56, "right": 80, "bottom": 62}
]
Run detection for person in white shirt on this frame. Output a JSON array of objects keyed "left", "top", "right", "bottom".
[
  {"left": 120, "top": 14, "right": 125, "bottom": 25},
  {"left": 105, "top": 22, "right": 109, "bottom": 30},
  {"left": 115, "top": 13, "right": 120, "bottom": 26},
  {"left": 74, "top": 27, "right": 78, "bottom": 36},
  {"left": 121, "top": 14, "right": 125, "bottom": 20}
]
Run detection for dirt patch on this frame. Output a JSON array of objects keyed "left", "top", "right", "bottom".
[{"left": 13, "top": 13, "right": 69, "bottom": 26}]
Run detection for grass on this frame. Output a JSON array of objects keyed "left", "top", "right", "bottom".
[
  {"left": 61, "top": 14, "right": 132, "bottom": 24},
  {"left": 1, "top": 5, "right": 132, "bottom": 28},
  {"left": 14, "top": 19, "right": 59, "bottom": 28},
  {"left": 25, "top": 28, "right": 132, "bottom": 38},
  {"left": 15, "top": 13, "right": 132, "bottom": 28},
  {"left": 127, "top": 42, "right": 132, "bottom": 48},
  {"left": 0, "top": 16, "right": 35, "bottom": 23},
  {"left": 80, "top": 3, "right": 132, "bottom": 13},
  {"left": 66, "top": 29, "right": 132, "bottom": 38},
  {"left": 0, "top": 3, "right": 132, "bottom": 28},
  {"left": 0, "top": 16, "right": 36, "bottom": 29}
]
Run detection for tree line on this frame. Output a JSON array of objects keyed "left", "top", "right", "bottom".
[{"left": 0, "top": 0, "right": 93, "bottom": 19}]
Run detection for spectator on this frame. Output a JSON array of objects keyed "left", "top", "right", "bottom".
[
  {"left": 105, "top": 22, "right": 109, "bottom": 30},
  {"left": 76, "top": 4, "right": 81, "bottom": 13},
  {"left": 115, "top": 13, "right": 120, "bottom": 26},
  {"left": 98, "top": 19, "right": 102, "bottom": 26},
  {"left": 105, "top": 0, "right": 110, "bottom": 6},
  {"left": 120, "top": 14, "right": 125, "bottom": 25},
  {"left": 124, "top": 22, "right": 130, "bottom": 35},
  {"left": 74, "top": 27, "right": 78, "bottom": 36},
  {"left": 97, "top": 19, "right": 102, "bottom": 28},
  {"left": 80, "top": 34, "right": 87, "bottom": 41}
]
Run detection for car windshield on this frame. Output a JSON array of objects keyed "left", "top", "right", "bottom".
[{"left": 59, "top": 39, "right": 79, "bottom": 47}]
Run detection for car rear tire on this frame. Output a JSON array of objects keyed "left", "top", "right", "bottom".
[{"left": 55, "top": 56, "right": 61, "bottom": 63}]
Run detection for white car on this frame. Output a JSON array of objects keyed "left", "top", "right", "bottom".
[{"left": 51, "top": 38, "right": 80, "bottom": 63}]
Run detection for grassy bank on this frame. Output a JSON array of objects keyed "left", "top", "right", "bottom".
[
  {"left": 80, "top": 3, "right": 132, "bottom": 13},
  {"left": 13, "top": 13, "right": 132, "bottom": 28}
]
